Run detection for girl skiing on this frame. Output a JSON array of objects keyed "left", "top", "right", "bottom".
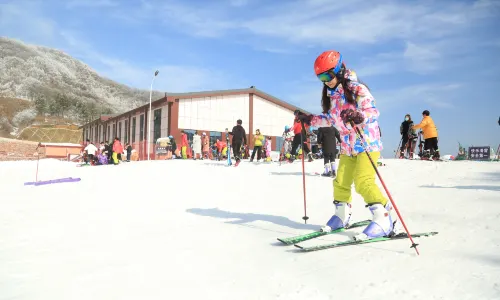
[
  {"left": 264, "top": 136, "right": 272, "bottom": 162},
  {"left": 298, "top": 50, "right": 400, "bottom": 241}
]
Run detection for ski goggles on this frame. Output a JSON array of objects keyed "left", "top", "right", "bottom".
[{"left": 317, "top": 70, "right": 337, "bottom": 83}]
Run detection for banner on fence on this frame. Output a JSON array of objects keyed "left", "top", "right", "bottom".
[{"left": 468, "top": 146, "right": 490, "bottom": 160}]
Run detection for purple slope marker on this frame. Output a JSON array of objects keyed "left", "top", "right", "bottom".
[{"left": 24, "top": 177, "right": 81, "bottom": 186}]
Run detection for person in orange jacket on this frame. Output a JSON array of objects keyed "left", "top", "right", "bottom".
[
  {"left": 112, "top": 137, "right": 123, "bottom": 165},
  {"left": 201, "top": 132, "right": 210, "bottom": 159},
  {"left": 215, "top": 139, "right": 227, "bottom": 160},
  {"left": 412, "top": 110, "right": 439, "bottom": 160}
]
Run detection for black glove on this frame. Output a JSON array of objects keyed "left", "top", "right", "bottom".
[{"left": 340, "top": 109, "right": 364, "bottom": 125}]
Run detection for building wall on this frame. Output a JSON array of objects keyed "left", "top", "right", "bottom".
[
  {"left": 252, "top": 95, "right": 294, "bottom": 137},
  {"left": 178, "top": 94, "right": 250, "bottom": 132}
]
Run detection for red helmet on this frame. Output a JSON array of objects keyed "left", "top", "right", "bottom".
[{"left": 314, "top": 50, "right": 343, "bottom": 75}]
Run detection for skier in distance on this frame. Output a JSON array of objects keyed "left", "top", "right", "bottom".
[{"left": 228, "top": 119, "right": 247, "bottom": 166}]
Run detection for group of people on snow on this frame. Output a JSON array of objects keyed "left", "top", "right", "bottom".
[
  {"left": 279, "top": 113, "right": 341, "bottom": 177},
  {"left": 398, "top": 110, "right": 440, "bottom": 160},
  {"left": 82, "top": 137, "right": 132, "bottom": 166}
]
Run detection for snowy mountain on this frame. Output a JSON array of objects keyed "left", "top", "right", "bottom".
[
  {"left": 0, "top": 37, "right": 164, "bottom": 122},
  {"left": 1, "top": 157, "right": 499, "bottom": 299}
]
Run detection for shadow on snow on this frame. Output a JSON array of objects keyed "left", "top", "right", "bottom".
[
  {"left": 269, "top": 171, "right": 321, "bottom": 177},
  {"left": 420, "top": 184, "right": 500, "bottom": 192},
  {"left": 186, "top": 207, "right": 319, "bottom": 231}
]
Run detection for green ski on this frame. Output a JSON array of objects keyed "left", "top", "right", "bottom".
[
  {"left": 277, "top": 220, "right": 371, "bottom": 245},
  {"left": 294, "top": 231, "right": 438, "bottom": 252}
]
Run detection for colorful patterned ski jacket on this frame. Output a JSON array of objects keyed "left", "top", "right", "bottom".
[{"left": 309, "top": 69, "right": 382, "bottom": 156}]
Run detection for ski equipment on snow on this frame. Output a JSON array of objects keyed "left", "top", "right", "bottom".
[
  {"left": 294, "top": 231, "right": 438, "bottom": 252},
  {"left": 277, "top": 219, "right": 371, "bottom": 245},
  {"left": 24, "top": 177, "right": 81, "bottom": 186},
  {"left": 299, "top": 121, "right": 309, "bottom": 224}
]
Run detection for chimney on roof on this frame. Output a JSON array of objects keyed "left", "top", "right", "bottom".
[{"left": 250, "top": 86, "right": 255, "bottom": 88}]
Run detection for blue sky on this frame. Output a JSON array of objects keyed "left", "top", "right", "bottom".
[{"left": 1, "top": 0, "right": 499, "bottom": 157}]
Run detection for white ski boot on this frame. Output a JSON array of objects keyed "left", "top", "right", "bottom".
[
  {"left": 354, "top": 203, "right": 395, "bottom": 241},
  {"left": 321, "top": 201, "right": 352, "bottom": 232},
  {"left": 321, "top": 163, "right": 331, "bottom": 177},
  {"left": 330, "top": 162, "right": 336, "bottom": 178}
]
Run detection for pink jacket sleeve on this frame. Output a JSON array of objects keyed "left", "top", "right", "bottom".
[{"left": 350, "top": 83, "right": 379, "bottom": 125}]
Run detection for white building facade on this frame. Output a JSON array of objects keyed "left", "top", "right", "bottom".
[{"left": 81, "top": 87, "right": 310, "bottom": 160}]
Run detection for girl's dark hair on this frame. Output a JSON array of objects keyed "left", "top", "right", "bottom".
[{"left": 321, "top": 69, "right": 370, "bottom": 114}]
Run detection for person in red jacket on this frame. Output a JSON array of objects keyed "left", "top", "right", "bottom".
[
  {"left": 181, "top": 131, "right": 189, "bottom": 159},
  {"left": 112, "top": 137, "right": 123, "bottom": 165},
  {"left": 215, "top": 139, "right": 227, "bottom": 160},
  {"left": 289, "top": 110, "right": 314, "bottom": 162}
]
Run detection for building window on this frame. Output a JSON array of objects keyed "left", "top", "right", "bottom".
[
  {"left": 113, "top": 123, "right": 117, "bottom": 139},
  {"left": 125, "top": 120, "right": 129, "bottom": 144},
  {"left": 107, "top": 126, "right": 110, "bottom": 142},
  {"left": 132, "top": 117, "right": 136, "bottom": 143},
  {"left": 139, "top": 114, "right": 144, "bottom": 141},
  {"left": 209, "top": 131, "right": 221, "bottom": 146},
  {"left": 154, "top": 109, "right": 161, "bottom": 142},
  {"left": 118, "top": 122, "right": 122, "bottom": 140},
  {"left": 275, "top": 136, "right": 284, "bottom": 152}
]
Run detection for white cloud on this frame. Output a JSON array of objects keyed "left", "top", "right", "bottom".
[
  {"left": 403, "top": 42, "right": 442, "bottom": 74},
  {"left": 126, "top": 0, "right": 493, "bottom": 46},
  {"left": 57, "top": 31, "right": 235, "bottom": 93},
  {"left": 0, "top": 1, "right": 237, "bottom": 94},
  {"left": 103, "top": 0, "right": 498, "bottom": 68},
  {"left": 375, "top": 83, "right": 462, "bottom": 109},
  {"left": 0, "top": 2, "right": 58, "bottom": 45}
]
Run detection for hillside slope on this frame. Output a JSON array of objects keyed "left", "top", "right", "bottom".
[
  {"left": 0, "top": 97, "right": 31, "bottom": 137},
  {"left": 0, "top": 37, "right": 163, "bottom": 121}
]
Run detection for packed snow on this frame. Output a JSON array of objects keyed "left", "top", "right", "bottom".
[{"left": 0, "top": 158, "right": 499, "bottom": 300}]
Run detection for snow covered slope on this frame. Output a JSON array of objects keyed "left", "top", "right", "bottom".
[{"left": 0, "top": 158, "right": 499, "bottom": 300}]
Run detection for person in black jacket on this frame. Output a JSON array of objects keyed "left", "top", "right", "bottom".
[
  {"left": 228, "top": 119, "right": 247, "bottom": 165},
  {"left": 399, "top": 114, "right": 416, "bottom": 159},
  {"left": 317, "top": 125, "right": 341, "bottom": 177}
]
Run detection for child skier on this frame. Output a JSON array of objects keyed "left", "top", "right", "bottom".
[
  {"left": 317, "top": 125, "right": 341, "bottom": 177},
  {"left": 281, "top": 125, "right": 294, "bottom": 162},
  {"left": 264, "top": 136, "right": 272, "bottom": 162},
  {"left": 297, "top": 50, "right": 400, "bottom": 241}
]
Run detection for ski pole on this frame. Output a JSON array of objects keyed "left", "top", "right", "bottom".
[
  {"left": 350, "top": 122, "right": 420, "bottom": 255},
  {"left": 394, "top": 137, "right": 403, "bottom": 158},
  {"left": 299, "top": 121, "right": 309, "bottom": 224},
  {"left": 35, "top": 142, "right": 41, "bottom": 182}
]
